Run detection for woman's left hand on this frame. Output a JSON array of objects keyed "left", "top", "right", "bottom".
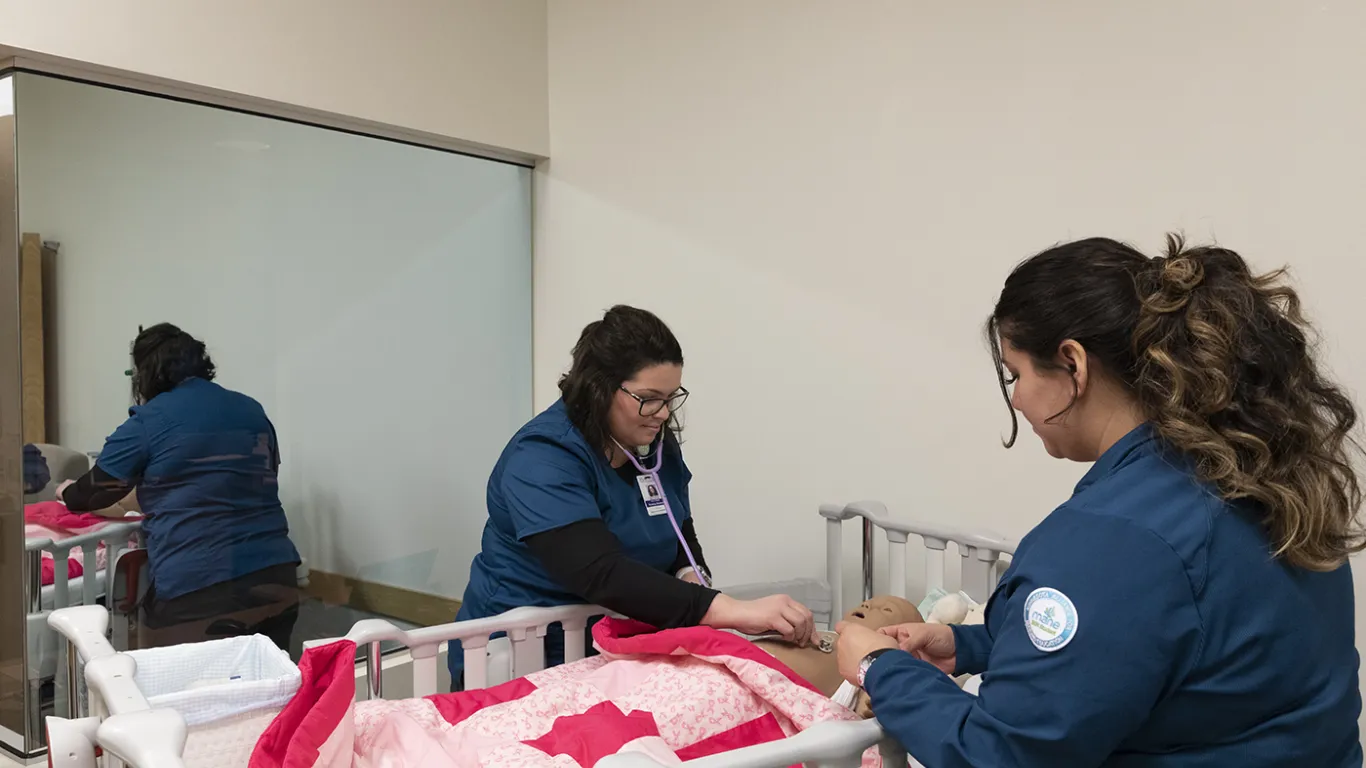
[
  {"left": 679, "top": 569, "right": 702, "bottom": 585},
  {"left": 835, "top": 621, "right": 898, "bottom": 686},
  {"left": 54, "top": 479, "right": 75, "bottom": 503}
]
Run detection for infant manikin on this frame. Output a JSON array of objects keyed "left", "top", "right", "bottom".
[{"left": 751, "top": 595, "right": 923, "bottom": 717}]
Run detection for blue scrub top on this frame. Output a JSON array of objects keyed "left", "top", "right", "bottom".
[
  {"left": 450, "top": 399, "right": 693, "bottom": 679},
  {"left": 23, "top": 444, "right": 50, "bottom": 495},
  {"left": 865, "top": 424, "right": 1362, "bottom": 766},
  {"left": 98, "top": 378, "right": 300, "bottom": 601}
]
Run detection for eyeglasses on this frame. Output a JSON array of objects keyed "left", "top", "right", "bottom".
[{"left": 620, "top": 386, "right": 689, "bottom": 417}]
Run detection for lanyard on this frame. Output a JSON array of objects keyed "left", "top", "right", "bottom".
[{"left": 612, "top": 436, "right": 711, "bottom": 588}]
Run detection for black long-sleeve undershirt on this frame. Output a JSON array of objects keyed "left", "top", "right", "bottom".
[
  {"left": 524, "top": 518, "right": 719, "bottom": 629},
  {"left": 61, "top": 464, "right": 135, "bottom": 512},
  {"left": 523, "top": 460, "right": 718, "bottom": 629}
]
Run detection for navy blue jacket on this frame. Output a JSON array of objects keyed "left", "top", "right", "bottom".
[{"left": 866, "top": 425, "right": 1361, "bottom": 766}]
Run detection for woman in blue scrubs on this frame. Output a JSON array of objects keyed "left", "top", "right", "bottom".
[
  {"left": 58, "top": 324, "right": 301, "bottom": 651},
  {"left": 452, "top": 305, "right": 815, "bottom": 686},
  {"left": 837, "top": 235, "right": 1361, "bottom": 766}
]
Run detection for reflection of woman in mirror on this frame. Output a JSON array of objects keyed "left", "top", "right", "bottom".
[{"left": 56, "top": 323, "right": 301, "bottom": 651}]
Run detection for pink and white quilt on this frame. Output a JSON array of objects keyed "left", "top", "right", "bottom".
[
  {"left": 249, "top": 617, "right": 878, "bottom": 767},
  {"left": 25, "top": 501, "right": 140, "bottom": 587}
]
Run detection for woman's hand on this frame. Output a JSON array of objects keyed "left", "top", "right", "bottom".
[
  {"left": 878, "top": 621, "right": 958, "bottom": 676},
  {"left": 54, "top": 479, "right": 75, "bottom": 504},
  {"left": 834, "top": 622, "right": 898, "bottom": 685},
  {"left": 702, "top": 593, "right": 815, "bottom": 647},
  {"left": 678, "top": 568, "right": 702, "bottom": 585}
]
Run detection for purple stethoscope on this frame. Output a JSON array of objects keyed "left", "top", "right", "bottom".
[{"left": 612, "top": 435, "right": 712, "bottom": 589}]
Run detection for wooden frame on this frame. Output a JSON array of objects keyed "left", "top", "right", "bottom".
[
  {"left": 19, "top": 233, "right": 43, "bottom": 444},
  {"left": 304, "top": 569, "right": 461, "bottom": 628}
]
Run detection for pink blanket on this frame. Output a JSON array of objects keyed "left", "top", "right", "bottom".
[
  {"left": 25, "top": 502, "right": 141, "bottom": 587},
  {"left": 249, "top": 618, "right": 878, "bottom": 767}
]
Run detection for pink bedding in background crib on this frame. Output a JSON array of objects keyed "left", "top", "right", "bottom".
[
  {"left": 249, "top": 618, "right": 876, "bottom": 768},
  {"left": 25, "top": 502, "right": 139, "bottom": 587}
]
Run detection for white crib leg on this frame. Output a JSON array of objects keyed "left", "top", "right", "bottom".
[
  {"left": 410, "top": 645, "right": 439, "bottom": 698},
  {"left": 886, "top": 532, "right": 908, "bottom": 600},
  {"left": 55, "top": 565, "right": 71, "bottom": 611},
  {"left": 463, "top": 637, "right": 490, "bottom": 690},
  {"left": 111, "top": 609, "right": 129, "bottom": 654},
  {"left": 972, "top": 546, "right": 1005, "bottom": 601},
  {"left": 53, "top": 629, "right": 70, "bottom": 720},
  {"left": 46, "top": 716, "right": 100, "bottom": 768},
  {"left": 924, "top": 538, "right": 947, "bottom": 596},
  {"left": 66, "top": 637, "right": 81, "bottom": 717},
  {"left": 562, "top": 617, "right": 588, "bottom": 663},
  {"left": 826, "top": 516, "right": 844, "bottom": 622},
  {"left": 364, "top": 641, "right": 383, "bottom": 700},
  {"left": 510, "top": 627, "right": 545, "bottom": 676},
  {"left": 861, "top": 517, "right": 876, "bottom": 601},
  {"left": 82, "top": 547, "right": 98, "bottom": 605},
  {"left": 962, "top": 548, "right": 1000, "bottom": 604}
]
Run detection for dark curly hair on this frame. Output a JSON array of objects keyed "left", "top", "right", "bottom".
[
  {"left": 987, "top": 234, "right": 1364, "bottom": 571},
  {"left": 130, "top": 323, "right": 216, "bottom": 405},
  {"left": 558, "top": 306, "right": 685, "bottom": 456}
]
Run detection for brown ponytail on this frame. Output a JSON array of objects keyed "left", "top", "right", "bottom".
[{"left": 1132, "top": 235, "right": 1364, "bottom": 570}]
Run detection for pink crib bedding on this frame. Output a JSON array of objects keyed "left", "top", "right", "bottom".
[
  {"left": 25, "top": 501, "right": 140, "bottom": 588},
  {"left": 249, "top": 618, "right": 876, "bottom": 768}
]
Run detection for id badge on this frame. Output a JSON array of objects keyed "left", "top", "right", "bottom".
[{"left": 636, "top": 474, "right": 668, "bottom": 516}]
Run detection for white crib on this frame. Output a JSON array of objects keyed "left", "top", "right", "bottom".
[
  {"left": 26, "top": 521, "right": 143, "bottom": 727},
  {"left": 45, "top": 501, "right": 1017, "bottom": 768}
]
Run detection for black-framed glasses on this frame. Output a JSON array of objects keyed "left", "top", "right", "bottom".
[{"left": 620, "top": 386, "right": 689, "bottom": 417}]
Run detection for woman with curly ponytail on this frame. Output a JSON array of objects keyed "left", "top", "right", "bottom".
[{"left": 838, "top": 236, "right": 1362, "bottom": 766}]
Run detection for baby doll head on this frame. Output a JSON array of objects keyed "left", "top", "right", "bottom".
[{"left": 840, "top": 595, "right": 923, "bottom": 630}]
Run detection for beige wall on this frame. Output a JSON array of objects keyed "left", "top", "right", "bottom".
[
  {"left": 0, "top": 0, "right": 548, "bottom": 156},
  {"left": 537, "top": 0, "right": 1366, "bottom": 711}
]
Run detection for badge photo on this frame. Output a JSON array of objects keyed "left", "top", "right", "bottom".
[
  {"left": 1023, "top": 587, "right": 1078, "bottom": 652},
  {"left": 636, "top": 474, "right": 668, "bottom": 516}
]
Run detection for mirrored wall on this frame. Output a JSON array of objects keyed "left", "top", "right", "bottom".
[{"left": 1, "top": 70, "right": 533, "bottom": 755}]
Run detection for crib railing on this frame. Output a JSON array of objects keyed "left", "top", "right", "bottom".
[
  {"left": 51, "top": 601, "right": 908, "bottom": 768},
  {"left": 45, "top": 602, "right": 619, "bottom": 768},
  {"left": 26, "top": 520, "right": 143, "bottom": 726},
  {"left": 338, "top": 602, "right": 616, "bottom": 697},
  {"left": 26, "top": 521, "right": 143, "bottom": 613},
  {"left": 822, "top": 500, "right": 1015, "bottom": 618}
]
